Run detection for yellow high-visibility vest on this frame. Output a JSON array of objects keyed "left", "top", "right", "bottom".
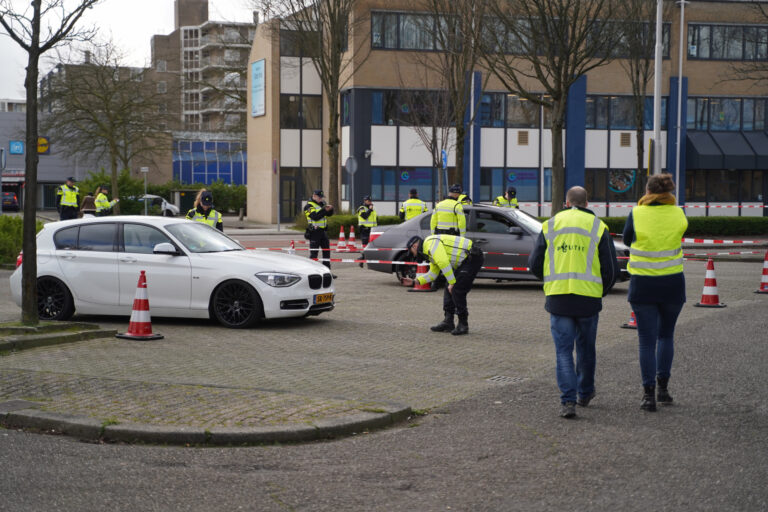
[
  {"left": 356, "top": 205, "right": 378, "bottom": 227},
  {"left": 400, "top": 198, "right": 428, "bottom": 220},
  {"left": 58, "top": 185, "right": 79, "bottom": 207},
  {"left": 493, "top": 196, "right": 518, "bottom": 208},
  {"left": 416, "top": 235, "right": 473, "bottom": 286},
  {"left": 187, "top": 208, "right": 221, "bottom": 228},
  {"left": 95, "top": 193, "right": 117, "bottom": 213},
  {"left": 305, "top": 201, "right": 327, "bottom": 229},
  {"left": 430, "top": 198, "right": 465, "bottom": 235},
  {"left": 628, "top": 205, "right": 687, "bottom": 276}
]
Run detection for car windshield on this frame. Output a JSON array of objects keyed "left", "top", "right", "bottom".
[
  {"left": 510, "top": 209, "right": 543, "bottom": 234},
  {"left": 165, "top": 222, "right": 244, "bottom": 253}
]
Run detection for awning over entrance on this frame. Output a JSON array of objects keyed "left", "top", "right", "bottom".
[{"left": 687, "top": 131, "right": 766, "bottom": 170}]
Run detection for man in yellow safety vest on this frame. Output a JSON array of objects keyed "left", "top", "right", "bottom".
[
  {"left": 528, "top": 186, "right": 619, "bottom": 419},
  {"left": 356, "top": 195, "right": 377, "bottom": 246},
  {"left": 493, "top": 186, "right": 519, "bottom": 208},
  {"left": 56, "top": 176, "right": 80, "bottom": 220},
  {"left": 399, "top": 188, "right": 428, "bottom": 221},
  {"left": 304, "top": 190, "right": 335, "bottom": 274},
  {"left": 430, "top": 184, "right": 466, "bottom": 236}
]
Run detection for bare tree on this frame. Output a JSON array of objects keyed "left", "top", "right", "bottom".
[
  {"left": 40, "top": 42, "right": 175, "bottom": 210},
  {"left": 255, "top": 0, "right": 371, "bottom": 208},
  {"left": 728, "top": 3, "right": 768, "bottom": 86},
  {"left": 482, "top": 0, "right": 622, "bottom": 214},
  {"left": 617, "top": 0, "right": 672, "bottom": 181},
  {"left": 0, "top": 0, "right": 99, "bottom": 325}
]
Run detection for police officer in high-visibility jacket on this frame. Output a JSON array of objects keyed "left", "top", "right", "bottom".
[
  {"left": 493, "top": 186, "right": 519, "bottom": 208},
  {"left": 623, "top": 173, "right": 688, "bottom": 413},
  {"left": 430, "top": 184, "right": 466, "bottom": 235},
  {"left": 456, "top": 184, "right": 472, "bottom": 206},
  {"left": 94, "top": 185, "right": 119, "bottom": 216},
  {"left": 304, "top": 189, "right": 334, "bottom": 273},
  {"left": 356, "top": 195, "right": 377, "bottom": 246},
  {"left": 186, "top": 189, "right": 223, "bottom": 231},
  {"left": 528, "top": 186, "right": 618, "bottom": 419},
  {"left": 400, "top": 234, "right": 484, "bottom": 336},
  {"left": 399, "top": 188, "right": 428, "bottom": 221},
  {"left": 56, "top": 176, "right": 80, "bottom": 220}
]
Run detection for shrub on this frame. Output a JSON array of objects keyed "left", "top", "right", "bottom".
[
  {"left": 0, "top": 217, "right": 43, "bottom": 265},
  {"left": 293, "top": 213, "right": 403, "bottom": 239},
  {"left": 598, "top": 216, "right": 768, "bottom": 237}
]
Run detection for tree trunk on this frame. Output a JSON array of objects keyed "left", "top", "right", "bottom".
[
  {"left": 550, "top": 99, "right": 567, "bottom": 215},
  {"left": 454, "top": 124, "right": 465, "bottom": 187},
  {"left": 21, "top": 6, "right": 41, "bottom": 326},
  {"left": 325, "top": 95, "right": 340, "bottom": 211},
  {"left": 110, "top": 150, "right": 120, "bottom": 215}
]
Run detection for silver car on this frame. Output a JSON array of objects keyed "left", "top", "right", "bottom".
[{"left": 362, "top": 204, "right": 630, "bottom": 284}]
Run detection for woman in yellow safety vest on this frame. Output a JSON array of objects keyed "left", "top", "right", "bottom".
[
  {"left": 623, "top": 173, "right": 688, "bottom": 413},
  {"left": 94, "top": 186, "right": 119, "bottom": 216},
  {"left": 186, "top": 189, "right": 223, "bottom": 231}
]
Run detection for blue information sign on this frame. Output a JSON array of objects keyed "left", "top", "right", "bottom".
[{"left": 9, "top": 141, "right": 24, "bottom": 155}]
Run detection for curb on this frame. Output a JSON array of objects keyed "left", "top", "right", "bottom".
[
  {"left": 0, "top": 328, "right": 117, "bottom": 352},
  {"left": 0, "top": 404, "right": 412, "bottom": 446}
]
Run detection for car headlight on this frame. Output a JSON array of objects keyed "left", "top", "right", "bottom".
[{"left": 255, "top": 272, "right": 301, "bottom": 287}]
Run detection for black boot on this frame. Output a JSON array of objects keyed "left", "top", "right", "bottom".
[
  {"left": 451, "top": 316, "right": 469, "bottom": 336},
  {"left": 657, "top": 377, "right": 673, "bottom": 405},
  {"left": 641, "top": 386, "right": 657, "bottom": 412},
  {"left": 430, "top": 313, "right": 455, "bottom": 332}
]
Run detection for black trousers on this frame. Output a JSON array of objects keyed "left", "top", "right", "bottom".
[
  {"left": 359, "top": 226, "right": 371, "bottom": 246},
  {"left": 309, "top": 228, "right": 331, "bottom": 269},
  {"left": 59, "top": 206, "right": 79, "bottom": 220},
  {"left": 443, "top": 252, "right": 484, "bottom": 318}
]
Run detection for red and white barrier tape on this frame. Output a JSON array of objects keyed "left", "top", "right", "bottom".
[
  {"left": 247, "top": 246, "right": 530, "bottom": 256},
  {"left": 309, "top": 257, "right": 529, "bottom": 272},
  {"left": 611, "top": 235, "right": 767, "bottom": 245}
]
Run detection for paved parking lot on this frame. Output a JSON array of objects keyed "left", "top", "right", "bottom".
[{"left": 0, "top": 253, "right": 764, "bottom": 429}]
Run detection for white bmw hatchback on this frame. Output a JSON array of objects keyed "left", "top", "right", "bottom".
[{"left": 10, "top": 216, "right": 335, "bottom": 328}]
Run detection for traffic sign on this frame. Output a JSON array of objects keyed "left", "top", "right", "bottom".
[
  {"left": 37, "top": 136, "right": 50, "bottom": 154},
  {"left": 140, "top": 166, "right": 150, "bottom": 173},
  {"left": 441, "top": 149, "right": 448, "bottom": 170},
  {"left": 9, "top": 141, "right": 24, "bottom": 155},
  {"left": 345, "top": 156, "right": 358, "bottom": 175}
]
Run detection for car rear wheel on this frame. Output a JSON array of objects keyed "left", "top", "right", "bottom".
[
  {"left": 211, "top": 280, "right": 263, "bottom": 328},
  {"left": 163, "top": 209, "right": 174, "bottom": 217},
  {"left": 37, "top": 277, "right": 75, "bottom": 321},
  {"left": 394, "top": 251, "right": 417, "bottom": 282}
]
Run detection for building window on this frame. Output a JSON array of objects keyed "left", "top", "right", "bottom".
[
  {"left": 157, "top": 81, "right": 167, "bottom": 94},
  {"left": 584, "top": 169, "right": 607, "bottom": 202},
  {"left": 709, "top": 170, "right": 739, "bottom": 201},
  {"left": 688, "top": 23, "right": 768, "bottom": 61},
  {"left": 280, "top": 94, "right": 322, "bottom": 129},
  {"left": 280, "top": 95, "right": 300, "bottom": 129},
  {"left": 478, "top": 93, "right": 505, "bottom": 127},
  {"left": 302, "top": 96, "right": 322, "bottom": 129},
  {"left": 370, "top": 167, "right": 397, "bottom": 201},
  {"left": 399, "top": 14, "right": 433, "bottom": 50},
  {"left": 481, "top": 168, "right": 539, "bottom": 202},
  {"left": 740, "top": 170, "right": 764, "bottom": 202},
  {"left": 280, "top": 29, "right": 320, "bottom": 58},
  {"left": 506, "top": 95, "right": 539, "bottom": 128},
  {"left": 224, "top": 49, "right": 241, "bottom": 62},
  {"left": 608, "top": 169, "right": 643, "bottom": 202},
  {"left": 709, "top": 98, "right": 741, "bottom": 131},
  {"left": 398, "top": 167, "right": 434, "bottom": 202},
  {"left": 371, "top": 12, "right": 400, "bottom": 49},
  {"left": 341, "top": 93, "right": 351, "bottom": 126},
  {"left": 156, "top": 60, "right": 167, "bottom": 72},
  {"left": 371, "top": 90, "right": 400, "bottom": 125},
  {"left": 585, "top": 96, "right": 609, "bottom": 129}
]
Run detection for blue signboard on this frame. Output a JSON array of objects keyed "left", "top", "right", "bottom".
[
  {"left": 9, "top": 141, "right": 24, "bottom": 155},
  {"left": 251, "top": 60, "right": 266, "bottom": 117},
  {"left": 441, "top": 149, "right": 448, "bottom": 170}
]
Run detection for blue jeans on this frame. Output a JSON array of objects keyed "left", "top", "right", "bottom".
[
  {"left": 630, "top": 302, "right": 684, "bottom": 387},
  {"left": 550, "top": 314, "right": 599, "bottom": 404}
]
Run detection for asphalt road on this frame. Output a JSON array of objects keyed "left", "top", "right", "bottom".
[{"left": 1, "top": 244, "right": 766, "bottom": 511}]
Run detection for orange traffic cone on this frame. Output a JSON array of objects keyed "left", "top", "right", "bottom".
[
  {"left": 621, "top": 310, "right": 638, "bottom": 329},
  {"left": 348, "top": 225, "right": 357, "bottom": 251},
  {"left": 337, "top": 226, "right": 347, "bottom": 252},
  {"left": 116, "top": 271, "right": 164, "bottom": 340},
  {"left": 756, "top": 251, "right": 768, "bottom": 294},
  {"left": 694, "top": 258, "right": 726, "bottom": 308},
  {"left": 408, "top": 262, "right": 438, "bottom": 293}
]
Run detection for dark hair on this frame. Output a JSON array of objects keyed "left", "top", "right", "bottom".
[{"left": 647, "top": 173, "right": 675, "bottom": 194}]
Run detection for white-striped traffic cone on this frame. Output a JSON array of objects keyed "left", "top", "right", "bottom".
[
  {"left": 287, "top": 240, "right": 296, "bottom": 255},
  {"left": 116, "top": 270, "right": 164, "bottom": 340},
  {"left": 348, "top": 225, "right": 357, "bottom": 251},
  {"left": 408, "top": 262, "right": 437, "bottom": 293},
  {"left": 337, "top": 225, "right": 347, "bottom": 252},
  {"left": 694, "top": 258, "right": 726, "bottom": 308},
  {"left": 756, "top": 251, "right": 768, "bottom": 294},
  {"left": 621, "top": 310, "right": 638, "bottom": 329}
]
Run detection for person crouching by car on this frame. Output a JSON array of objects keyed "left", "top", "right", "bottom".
[{"left": 186, "top": 189, "right": 223, "bottom": 231}]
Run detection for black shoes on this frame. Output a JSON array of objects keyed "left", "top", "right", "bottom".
[
  {"left": 641, "top": 386, "right": 657, "bottom": 412},
  {"left": 430, "top": 315, "right": 455, "bottom": 332},
  {"left": 451, "top": 320, "right": 469, "bottom": 336},
  {"left": 657, "top": 377, "right": 673, "bottom": 405},
  {"left": 560, "top": 402, "right": 576, "bottom": 418},
  {"left": 577, "top": 391, "right": 596, "bottom": 407}
]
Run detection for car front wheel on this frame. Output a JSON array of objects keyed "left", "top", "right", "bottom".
[
  {"left": 37, "top": 276, "right": 75, "bottom": 321},
  {"left": 211, "top": 280, "right": 263, "bottom": 328}
]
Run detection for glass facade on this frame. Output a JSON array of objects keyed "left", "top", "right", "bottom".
[
  {"left": 688, "top": 23, "right": 768, "bottom": 61},
  {"left": 686, "top": 170, "right": 765, "bottom": 203},
  {"left": 686, "top": 96, "right": 767, "bottom": 131},
  {"left": 585, "top": 96, "right": 668, "bottom": 130},
  {"left": 173, "top": 140, "right": 246, "bottom": 185},
  {"left": 480, "top": 168, "right": 540, "bottom": 202}
]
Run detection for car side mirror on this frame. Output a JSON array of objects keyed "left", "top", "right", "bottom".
[
  {"left": 153, "top": 242, "right": 178, "bottom": 255},
  {"left": 508, "top": 226, "right": 524, "bottom": 235}
]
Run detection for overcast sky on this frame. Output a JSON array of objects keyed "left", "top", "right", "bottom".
[{"left": 0, "top": 0, "right": 254, "bottom": 99}]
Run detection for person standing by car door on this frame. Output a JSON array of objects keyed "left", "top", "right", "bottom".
[
  {"left": 400, "top": 234, "right": 484, "bottom": 336},
  {"left": 528, "top": 186, "right": 618, "bottom": 419},
  {"left": 304, "top": 190, "right": 334, "bottom": 273},
  {"left": 399, "top": 188, "right": 428, "bottom": 221},
  {"left": 623, "top": 173, "right": 688, "bottom": 413},
  {"left": 56, "top": 177, "right": 80, "bottom": 220},
  {"left": 431, "top": 184, "right": 466, "bottom": 236},
  {"left": 493, "top": 187, "right": 519, "bottom": 208},
  {"left": 94, "top": 185, "right": 119, "bottom": 216},
  {"left": 186, "top": 189, "right": 223, "bottom": 231},
  {"left": 356, "top": 195, "right": 377, "bottom": 246}
]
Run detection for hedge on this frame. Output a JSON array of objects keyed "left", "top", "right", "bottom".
[
  {"left": 293, "top": 213, "right": 403, "bottom": 239},
  {"left": 597, "top": 216, "right": 768, "bottom": 237},
  {"left": 0, "top": 217, "right": 43, "bottom": 265}
]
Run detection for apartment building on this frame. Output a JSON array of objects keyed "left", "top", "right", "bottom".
[{"left": 247, "top": 0, "right": 768, "bottom": 223}]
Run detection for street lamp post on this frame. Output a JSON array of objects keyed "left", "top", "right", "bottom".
[
  {"left": 675, "top": 0, "right": 689, "bottom": 204},
  {"left": 652, "top": 0, "right": 664, "bottom": 175},
  {"left": 140, "top": 167, "right": 149, "bottom": 215}
]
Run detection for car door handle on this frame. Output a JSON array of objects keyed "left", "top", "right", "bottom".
[
  {"left": 473, "top": 238, "right": 488, "bottom": 244},
  {"left": 119, "top": 256, "right": 138, "bottom": 263},
  {"left": 61, "top": 252, "right": 76, "bottom": 260}
]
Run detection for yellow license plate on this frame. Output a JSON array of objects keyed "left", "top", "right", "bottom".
[{"left": 314, "top": 293, "right": 334, "bottom": 305}]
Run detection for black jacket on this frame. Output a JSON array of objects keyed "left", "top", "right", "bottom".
[
  {"left": 528, "top": 207, "right": 619, "bottom": 317},
  {"left": 304, "top": 201, "right": 334, "bottom": 223}
]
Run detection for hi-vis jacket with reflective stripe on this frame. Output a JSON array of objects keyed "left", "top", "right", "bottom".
[
  {"left": 400, "top": 198, "right": 428, "bottom": 220},
  {"left": 187, "top": 208, "right": 222, "bottom": 229},
  {"left": 542, "top": 208, "right": 607, "bottom": 298},
  {"left": 356, "top": 205, "right": 378, "bottom": 227},
  {"left": 493, "top": 196, "right": 518, "bottom": 208},
  {"left": 628, "top": 205, "right": 687, "bottom": 276},
  {"left": 57, "top": 185, "right": 79, "bottom": 207},
  {"left": 416, "top": 235, "right": 473, "bottom": 286},
  {"left": 457, "top": 194, "right": 472, "bottom": 206},
  {"left": 305, "top": 201, "right": 328, "bottom": 229},
  {"left": 430, "top": 198, "right": 465, "bottom": 235},
  {"left": 94, "top": 193, "right": 117, "bottom": 213}
]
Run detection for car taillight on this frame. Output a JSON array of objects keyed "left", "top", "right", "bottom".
[
  {"left": 369, "top": 232, "right": 382, "bottom": 243},
  {"left": 16, "top": 251, "right": 23, "bottom": 268}
]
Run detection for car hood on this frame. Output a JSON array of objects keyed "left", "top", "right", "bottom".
[{"left": 194, "top": 249, "right": 329, "bottom": 274}]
